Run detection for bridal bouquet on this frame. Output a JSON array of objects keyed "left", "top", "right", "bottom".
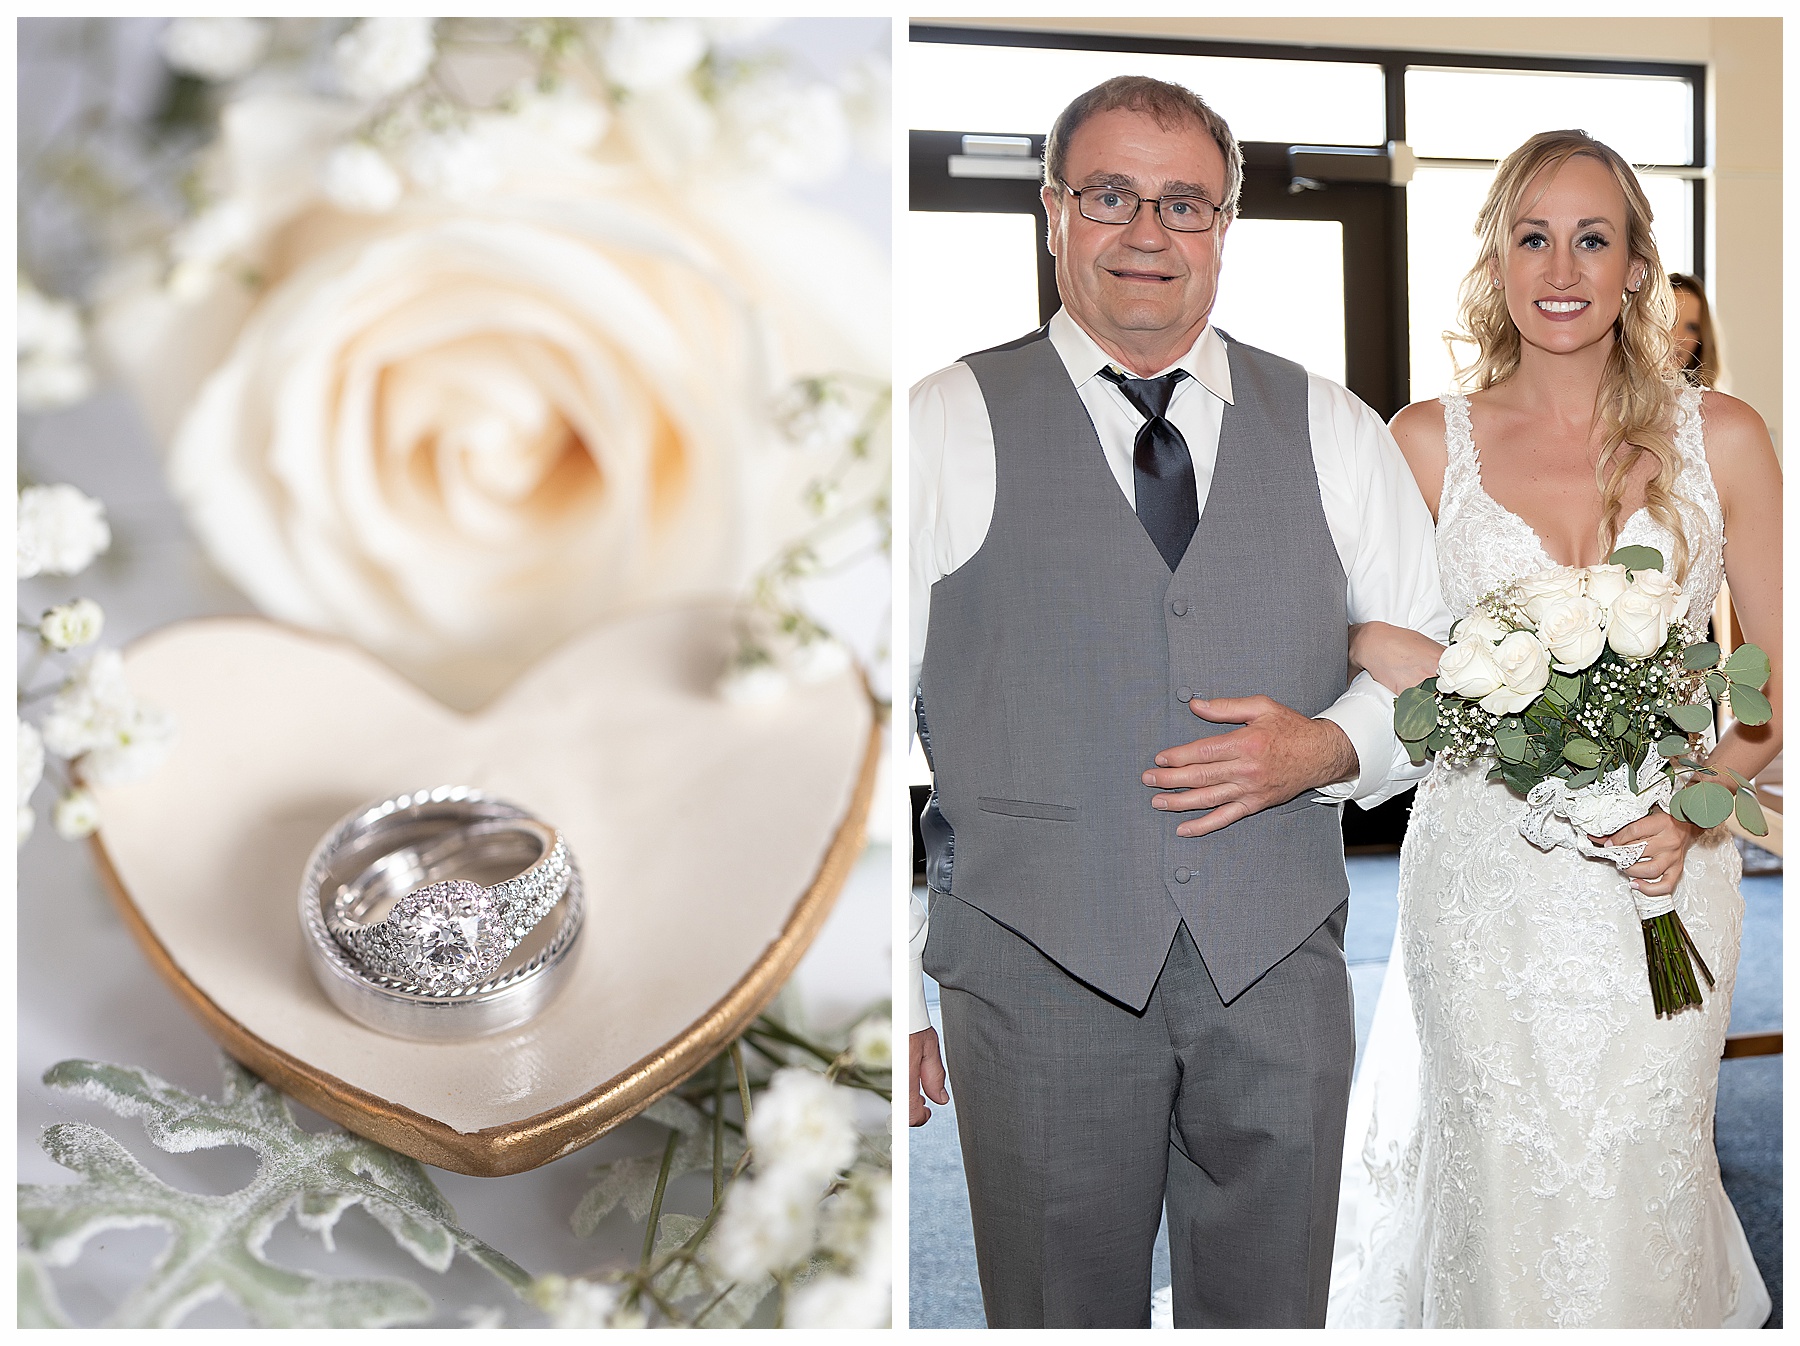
[{"left": 1395, "top": 546, "right": 1772, "bottom": 1016}]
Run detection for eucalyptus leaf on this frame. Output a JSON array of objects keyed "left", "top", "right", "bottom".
[
  {"left": 1721, "top": 643, "right": 1772, "bottom": 689},
  {"left": 1394, "top": 685, "right": 1439, "bottom": 742},
  {"left": 1608, "top": 712, "right": 1629, "bottom": 739},
  {"left": 1406, "top": 740, "right": 1428, "bottom": 766},
  {"left": 1663, "top": 702, "right": 1714, "bottom": 734},
  {"left": 1735, "top": 787, "right": 1769, "bottom": 837},
  {"left": 1721, "top": 766, "right": 1754, "bottom": 789},
  {"left": 1495, "top": 721, "right": 1533, "bottom": 763},
  {"left": 1545, "top": 672, "right": 1582, "bottom": 709},
  {"left": 1682, "top": 642, "right": 1720, "bottom": 670},
  {"left": 1607, "top": 544, "right": 1664, "bottom": 573},
  {"left": 1705, "top": 672, "right": 1727, "bottom": 701},
  {"left": 1729, "top": 684, "right": 1772, "bottom": 726},
  {"left": 1671, "top": 781, "right": 1734, "bottom": 829},
  {"left": 1566, "top": 767, "right": 1601, "bottom": 789},
  {"left": 18, "top": 1058, "right": 529, "bottom": 1328},
  {"left": 1657, "top": 733, "right": 1688, "bottom": 758},
  {"left": 1562, "top": 738, "right": 1603, "bottom": 769}
]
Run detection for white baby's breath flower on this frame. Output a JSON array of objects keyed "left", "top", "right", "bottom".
[
  {"left": 774, "top": 378, "right": 861, "bottom": 454},
  {"left": 787, "top": 1267, "right": 891, "bottom": 1328},
  {"left": 706, "top": 1171, "right": 819, "bottom": 1283},
  {"left": 40, "top": 649, "right": 177, "bottom": 785},
  {"left": 790, "top": 637, "right": 852, "bottom": 686},
  {"left": 719, "top": 74, "right": 850, "bottom": 185},
  {"left": 701, "top": 19, "right": 777, "bottom": 46},
  {"left": 601, "top": 18, "right": 707, "bottom": 92},
  {"left": 52, "top": 789, "right": 100, "bottom": 840},
  {"left": 720, "top": 659, "right": 788, "bottom": 706},
  {"left": 38, "top": 598, "right": 105, "bottom": 652},
  {"left": 1606, "top": 589, "right": 1670, "bottom": 660},
  {"left": 535, "top": 1275, "right": 644, "bottom": 1329},
  {"left": 1480, "top": 630, "right": 1553, "bottom": 714},
  {"left": 19, "top": 720, "right": 45, "bottom": 804},
  {"left": 168, "top": 200, "right": 254, "bottom": 297},
  {"left": 17, "top": 804, "right": 34, "bottom": 847},
  {"left": 619, "top": 79, "right": 717, "bottom": 177},
  {"left": 321, "top": 142, "right": 404, "bottom": 213},
  {"left": 18, "top": 484, "right": 110, "bottom": 579},
  {"left": 848, "top": 1014, "right": 892, "bottom": 1071},
  {"left": 1582, "top": 562, "right": 1630, "bottom": 610},
  {"left": 749, "top": 1067, "right": 858, "bottom": 1187},
  {"left": 817, "top": 1165, "right": 891, "bottom": 1266},
  {"left": 404, "top": 130, "right": 501, "bottom": 201},
  {"left": 160, "top": 18, "right": 270, "bottom": 82},
  {"left": 334, "top": 17, "right": 436, "bottom": 101},
  {"left": 18, "top": 281, "right": 95, "bottom": 413}
]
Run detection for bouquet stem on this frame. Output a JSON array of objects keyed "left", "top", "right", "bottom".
[{"left": 1640, "top": 911, "right": 1715, "bottom": 1017}]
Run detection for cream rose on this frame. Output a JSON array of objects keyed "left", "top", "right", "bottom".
[
  {"left": 1606, "top": 589, "right": 1671, "bottom": 660},
  {"left": 1481, "top": 630, "right": 1553, "bottom": 714},
  {"left": 1452, "top": 608, "right": 1509, "bottom": 645},
  {"left": 1625, "top": 567, "right": 1690, "bottom": 624},
  {"left": 96, "top": 91, "right": 888, "bottom": 707},
  {"left": 1435, "top": 636, "right": 1505, "bottom": 700},
  {"left": 1534, "top": 595, "right": 1606, "bottom": 673},
  {"left": 1516, "top": 566, "right": 1585, "bottom": 626},
  {"left": 1581, "top": 563, "right": 1630, "bottom": 609}
]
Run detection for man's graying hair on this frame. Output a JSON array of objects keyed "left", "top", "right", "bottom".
[{"left": 1044, "top": 75, "right": 1243, "bottom": 218}]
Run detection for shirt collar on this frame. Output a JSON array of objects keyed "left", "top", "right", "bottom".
[{"left": 1047, "top": 307, "right": 1234, "bottom": 405}]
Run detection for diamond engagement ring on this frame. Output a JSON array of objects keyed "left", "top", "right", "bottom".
[
  {"left": 300, "top": 788, "right": 584, "bottom": 1039},
  {"left": 327, "top": 815, "right": 570, "bottom": 992}
]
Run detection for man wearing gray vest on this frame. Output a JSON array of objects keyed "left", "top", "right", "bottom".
[{"left": 907, "top": 76, "right": 1450, "bottom": 1328}]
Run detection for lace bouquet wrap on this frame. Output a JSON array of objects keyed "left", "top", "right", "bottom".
[{"left": 1395, "top": 546, "right": 1773, "bottom": 1017}]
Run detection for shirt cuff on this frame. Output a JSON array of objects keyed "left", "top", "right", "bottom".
[
  {"left": 907, "top": 889, "right": 933, "bottom": 1034},
  {"left": 1313, "top": 673, "right": 1401, "bottom": 807}
]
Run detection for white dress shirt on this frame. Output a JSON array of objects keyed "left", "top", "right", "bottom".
[{"left": 907, "top": 310, "right": 1453, "bottom": 1034}]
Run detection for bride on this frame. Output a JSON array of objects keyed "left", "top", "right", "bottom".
[{"left": 1328, "top": 130, "right": 1781, "bottom": 1327}]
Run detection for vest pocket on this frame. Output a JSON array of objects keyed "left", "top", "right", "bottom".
[{"left": 976, "top": 796, "right": 1079, "bottom": 821}]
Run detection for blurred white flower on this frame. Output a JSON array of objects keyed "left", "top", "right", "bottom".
[
  {"left": 601, "top": 18, "right": 706, "bottom": 92},
  {"left": 405, "top": 129, "right": 501, "bottom": 200},
  {"left": 19, "top": 720, "right": 45, "bottom": 806},
  {"left": 38, "top": 598, "right": 105, "bottom": 651},
  {"left": 18, "top": 484, "right": 110, "bottom": 578},
  {"left": 719, "top": 73, "right": 849, "bottom": 184},
  {"left": 774, "top": 377, "right": 860, "bottom": 454},
  {"left": 839, "top": 54, "right": 892, "bottom": 166},
  {"left": 719, "top": 659, "right": 788, "bottom": 707},
  {"left": 160, "top": 18, "right": 270, "bottom": 82},
  {"left": 39, "top": 649, "right": 177, "bottom": 785},
  {"left": 18, "top": 281, "right": 95, "bottom": 413},
  {"left": 536, "top": 1275, "right": 645, "bottom": 1329},
  {"left": 791, "top": 637, "right": 851, "bottom": 686},
  {"left": 787, "top": 1266, "right": 890, "bottom": 1328},
  {"left": 52, "top": 788, "right": 100, "bottom": 840},
  {"left": 701, "top": 19, "right": 778, "bottom": 46},
  {"left": 17, "top": 804, "right": 34, "bottom": 847},
  {"left": 168, "top": 199, "right": 255, "bottom": 298},
  {"left": 513, "top": 85, "right": 610, "bottom": 151},
  {"left": 620, "top": 79, "right": 717, "bottom": 177},
  {"left": 334, "top": 17, "right": 436, "bottom": 101},
  {"left": 705, "top": 1169, "right": 819, "bottom": 1283},
  {"left": 749, "top": 1067, "right": 858, "bottom": 1187},
  {"left": 847, "top": 1014, "right": 892, "bottom": 1070},
  {"left": 321, "top": 142, "right": 404, "bottom": 213}
]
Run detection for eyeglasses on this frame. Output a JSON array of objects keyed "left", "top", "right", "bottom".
[{"left": 1059, "top": 180, "right": 1224, "bottom": 234}]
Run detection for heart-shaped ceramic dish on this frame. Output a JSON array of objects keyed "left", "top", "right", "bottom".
[{"left": 89, "top": 606, "right": 878, "bottom": 1175}]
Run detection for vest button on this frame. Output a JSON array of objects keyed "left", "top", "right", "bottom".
[
  {"left": 1174, "top": 867, "right": 1192, "bottom": 883},
  {"left": 1176, "top": 686, "right": 1193, "bottom": 703},
  {"left": 1171, "top": 598, "right": 1188, "bottom": 617}
]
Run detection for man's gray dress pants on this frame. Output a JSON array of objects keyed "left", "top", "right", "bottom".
[{"left": 926, "top": 891, "right": 1354, "bottom": 1328}]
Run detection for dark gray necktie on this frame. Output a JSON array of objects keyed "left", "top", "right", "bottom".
[{"left": 1101, "top": 366, "right": 1197, "bottom": 571}]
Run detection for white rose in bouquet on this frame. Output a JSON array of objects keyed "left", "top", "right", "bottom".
[
  {"left": 94, "top": 76, "right": 888, "bottom": 707},
  {"left": 1435, "top": 636, "right": 1505, "bottom": 699},
  {"left": 1451, "top": 608, "right": 1509, "bottom": 644},
  {"left": 1624, "top": 566, "right": 1690, "bottom": 624},
  {"left": 1481, "top": 630, "right": 1553, "bottom": 714},
  {"left": 1581, "top": 562, "right": 1630, "bottom": 609},
  {"left": 1534, "top": 595, "right": 1606, "bottom": 673},
  {"left": 1515, "top": 566, "right": 1585, "bottom": 625},
  {"left": 1605, "top": 589, "right": 1670, "bottom": 660}
]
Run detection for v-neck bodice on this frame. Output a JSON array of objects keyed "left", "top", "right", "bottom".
[{"left": 1433, "top": 389, "right": 1725, "bottom": 622}]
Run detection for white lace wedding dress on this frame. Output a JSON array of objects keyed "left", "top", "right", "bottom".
[{"left": 1327, "top": 389, "right": 1771, "bottom": 1328}]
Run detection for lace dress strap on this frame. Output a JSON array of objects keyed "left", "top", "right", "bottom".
[{"left": 1436, "top": 393, "right": 1479, "bottom": 520}]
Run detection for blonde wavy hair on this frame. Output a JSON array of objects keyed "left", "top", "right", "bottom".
[{"left": 1452, "top": 130, "right": 1690, "bottom": 580}]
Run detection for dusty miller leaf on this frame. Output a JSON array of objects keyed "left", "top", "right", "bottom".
[
  {"left": 571, "top": 1093, "right": 745, "bottom": 1236},
  {"left": 18, "top": 1057, "right": 530, "bottom": 1328},
  {"left": 18, "top": 1252, "right": 72, "bottom": 1328}
]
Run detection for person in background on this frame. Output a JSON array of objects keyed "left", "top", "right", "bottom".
[{"left": 1668, "top": 271, "right": 1721, "bottom": 387}]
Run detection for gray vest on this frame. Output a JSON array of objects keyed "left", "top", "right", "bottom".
[{"left": 918, "top": 328, "right": 1350, "bottom": 1008}]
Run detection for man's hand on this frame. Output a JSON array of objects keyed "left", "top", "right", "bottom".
[
  {"left": 910, "top": 1027, "right": 949, "bottom": 1126},
  {"left": 1142, "top": 695, "right": 1359, "bottom": 838}
]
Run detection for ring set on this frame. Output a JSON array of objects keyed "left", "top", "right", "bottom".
[{"left": 300, "top": 787, "right": 584, "bottom": 1040}]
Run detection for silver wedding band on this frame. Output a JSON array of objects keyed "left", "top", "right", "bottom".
[{"left": 299, "top": 786, "right": 583, "bottom": 1040}]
